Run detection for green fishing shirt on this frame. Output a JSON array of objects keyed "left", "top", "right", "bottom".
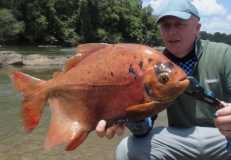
[{"left": 166, "top": 39, "right": 231, "bottom": 127}]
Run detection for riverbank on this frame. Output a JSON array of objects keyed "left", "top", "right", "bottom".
[
  {"left": 0, "top": 51, "right": 71, "bottom": 66},
  {"left": 0, "top": 45, "right": 164, "bottom": 67}
]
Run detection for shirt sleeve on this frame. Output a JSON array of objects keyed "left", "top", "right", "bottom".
[{"left": 223, "top": 46, "right": 231, "bottom": 101}]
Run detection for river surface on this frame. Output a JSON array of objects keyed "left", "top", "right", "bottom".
[
  {"left": 0, "top": 45, "right": 74, "bottom": 55},
  {"left": 0, "top": 47, "right": 167, "bottom": 160}
]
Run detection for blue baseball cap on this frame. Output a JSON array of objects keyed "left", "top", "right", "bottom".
[{"left": 156, "top": 0, "right": 200, "bottom": 23}]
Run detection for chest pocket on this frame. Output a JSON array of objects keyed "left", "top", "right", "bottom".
[
  {"left": 196, "top": 48, "right": 224, "bottom": 99},
  {"left": 204, "top": 78, "right": 222, "bottom": 97}
]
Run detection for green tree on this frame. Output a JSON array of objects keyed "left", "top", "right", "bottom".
[
  {"left": 15, "top": 0, "right": 80, "bottom": 45},
  {"left": 0, "top": 8, "right": 24, "bottom": 43},
  {"left": 79, "top": 0, "right": 160, "bottom": 45},
  {"left": 1, "top": 0, "right": 161, "bottom": 46},
  {"left": 200, "top": 31, "right": 231, "bottom": 45}
]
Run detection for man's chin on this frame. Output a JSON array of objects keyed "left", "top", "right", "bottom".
[{"left": 167, "top": 47, "right": 180, "bottom": 54}]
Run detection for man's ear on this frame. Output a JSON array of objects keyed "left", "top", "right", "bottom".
[{"left": 196, "top": 23, "right": 201, "bottom": 36}]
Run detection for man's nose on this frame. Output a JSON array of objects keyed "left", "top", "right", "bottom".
[{"left": 166, "top": 26, "right": 178, "bottom": 35}]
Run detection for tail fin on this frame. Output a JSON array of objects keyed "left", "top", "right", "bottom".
[{"left": 10, "top": 71, "right": 48, "bottom": 132}]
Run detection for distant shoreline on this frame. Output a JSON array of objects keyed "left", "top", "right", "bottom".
[
  {"left": 0, "top": 45, "right": 164, "bottom": 67},
  {"left": 0, "top": 51, "right": 70, "bottom": 66}
]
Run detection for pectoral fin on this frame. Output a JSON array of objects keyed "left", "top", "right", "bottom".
[{"left": 126, "top": 101, "right": 167, "bottom": 121}]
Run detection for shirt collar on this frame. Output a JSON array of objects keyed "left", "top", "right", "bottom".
[{"left": 194, "top": 37, "right": 203, "bottom": 59}]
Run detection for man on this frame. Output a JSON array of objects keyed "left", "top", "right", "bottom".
[{"left": 96, "top": 0, "right": 231, "bottom": 159}]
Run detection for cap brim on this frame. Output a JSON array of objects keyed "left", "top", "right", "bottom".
[{"left": 156, "top": 11, "right": 191, "bottom": 23}]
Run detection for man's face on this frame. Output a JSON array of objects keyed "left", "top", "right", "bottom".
[{"left": 159, "top": 16, "right": 201, "bottom": 58}]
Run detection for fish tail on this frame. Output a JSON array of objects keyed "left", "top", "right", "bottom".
[{"left": 10, "top": 71, "right": 48, "bottom": 132}]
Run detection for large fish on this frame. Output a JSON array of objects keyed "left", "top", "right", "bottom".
[{"left": 10, "top": 43, "right": 189, "bottom": 151}]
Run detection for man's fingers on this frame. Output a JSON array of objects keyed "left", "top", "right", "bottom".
[
  {"left": 105, "top": 125, "right": 118, "bottom": 139},
  {"left": 105, "top": 124, "right": 125, "bottom": 139},
  {"left": 115, "top": 125, "right": 125, "bottom": 136},
  {"left": 216, "top": 115, "right": 231, "bottom": 125},
  {"left": 217, "top": 127, "right": 231, "bottom": 138},
  {"left": 96, "top": 120, "right": 107, "bottom": 137},
  {"left": 96, "top": 120, "right": 125, "bottom": 139},
  {"left": 216, "top": 104, "right": 231, "bottom": 116},
  {"left": 215, "top": 115, "right": 231, "bottom": 136}
]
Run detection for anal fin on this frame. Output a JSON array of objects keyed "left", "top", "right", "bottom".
[
  {"left": 44, "top": 98, "right": 89, "bottom": 151},
  {"left": 65, "top": 131, "right": 89, "bottom": 151}
]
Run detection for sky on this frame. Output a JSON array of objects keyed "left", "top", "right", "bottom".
[{"left": 142, "top": 0, "right": 231, "bottom": 34}]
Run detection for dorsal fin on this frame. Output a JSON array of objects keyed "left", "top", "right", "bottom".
[
  {"left": 64, "top": 43, "right": 109, "bottom": 72},
  {"left": 76, "top": 43, "right": 109, "bottom": 55},
  {"left": 52, "top": 71, "right": 63, "bottom": 79},
  {"left": 63, "top": 55, "right": 83, "bottom": 72}
]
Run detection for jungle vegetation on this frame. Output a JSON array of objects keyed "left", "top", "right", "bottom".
[{"left": 0, "top": 0, "right": 230, "bottom": 46}]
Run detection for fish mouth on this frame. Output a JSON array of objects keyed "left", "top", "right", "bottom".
[
  {"left": 177, "top": 77, "right": 190, "bottom": 92},
  {"left": 144, "top": 76, "right": 190, "bottom": 103},
  {"left": 157, "top": 76, "right": 190, "bottom": 102},
  {"left": 178, "top": 75, "right": 190, "bottom": 84}
]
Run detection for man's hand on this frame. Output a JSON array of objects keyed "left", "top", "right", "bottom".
[
  {"left": 96, "top": 120, "right": 125, "bottom": 139},
  {"left": 215, "top": 102, "right": 231, "bottom": 137}
]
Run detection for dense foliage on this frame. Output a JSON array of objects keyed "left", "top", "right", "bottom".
[
  {"left": 0, "top": 8, "right": 24, "bottom": 43},
  {"left": 0, "top": 0, "right": 230, "bottom": 46},
  {"left": 0, "top": 0, "right": 162, "bottom": 46},
  {"left": 200, "top": 31, "right": 231, "bottom": 45}
]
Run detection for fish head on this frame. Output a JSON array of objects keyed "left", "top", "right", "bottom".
[{"left": 143, "top": 48, "right": 189, "bottom": 102}]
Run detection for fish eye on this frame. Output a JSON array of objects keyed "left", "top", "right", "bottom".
[
  {"left": 154, "top": 62, "right": 173, "bottom": 84},
  {"left": 158, "top": 72, "right": 170, "bottom": 84}
]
